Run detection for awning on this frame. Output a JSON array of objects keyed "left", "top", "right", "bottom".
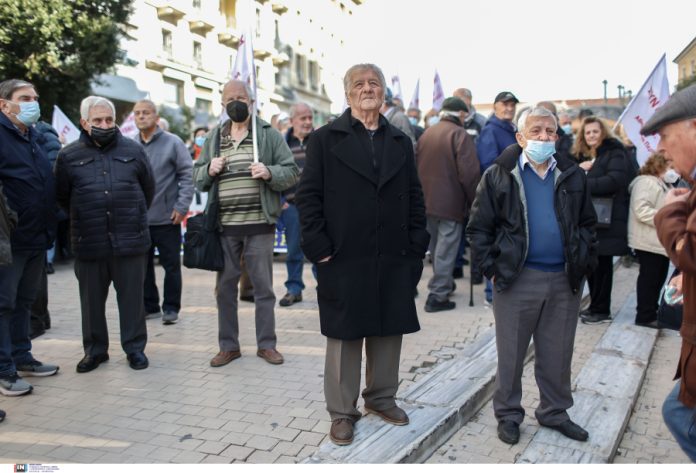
[{"left": 91, "top": 74, "right": 147, "bottom": 103}]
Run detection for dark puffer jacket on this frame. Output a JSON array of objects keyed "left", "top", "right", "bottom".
[
  {"left": 55, "top": 130, "right": 155, "bottom": 260},
  {"left": 576, "top": 137, "right": 634, "bottom": 256},
  {"left": 467, "top": 144, "right": 598, "bottom": 294}
]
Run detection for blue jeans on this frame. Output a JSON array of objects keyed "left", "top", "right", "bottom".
[
  {"left": 279, "top": 203, "right": 305, "bottom": 295},
  {"left": 663, "top": 381, "right": 696, "bottom": 462},
  {"left": 0, "top": 250, "right": 44, "bottom": 377},
  {"left": 485, "top": 278, "right": 493, "bottom": 303}
]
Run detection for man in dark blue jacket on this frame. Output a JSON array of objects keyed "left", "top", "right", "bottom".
[
  {"left": 0, "top": 79, "right": 60, "bottom": 397},
  {"left": 55, "top": 96, "right": 155, "bottom": 374}
]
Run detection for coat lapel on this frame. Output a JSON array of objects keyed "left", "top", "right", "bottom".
[
  {"left": 329, "top": 110, "right": 378, "bottom": 186},
  {"left": 378, "top": 125, "right": 406, "bottom": 189}
]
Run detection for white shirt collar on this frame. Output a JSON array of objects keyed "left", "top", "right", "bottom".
[{"left": 519, "top": 151, "right": 557, "bottom": 179}]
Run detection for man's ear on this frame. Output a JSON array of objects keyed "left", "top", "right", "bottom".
[{"left": 515, "top": 132, "right": 526, "bottom": 148}]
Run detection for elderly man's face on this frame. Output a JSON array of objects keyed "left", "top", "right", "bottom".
[
  {"left": 347, "top": 69, "right": 384, "bottom": 113},
  {"left": 0, "top": 86, "right": 39, "bottom": 126},
  {"left": 516, "top": 116, "right": 558, "bottom": 147},
  {"left": 494, "top": 100, "right": 516, "bottom": 122},
  {"left": 81, "top": 104, "right": 114, "bottom": 134},
  {"left": 657, "top": 120, "right": 696, "bottom": 178},
  {"left": 222, "top": 82, "right": 251, "bottom": 107},
  {"left": 133, "top": 102, "right": 159, "bottom": 132},
  {"left": 291, "top": 105, "right": 313, "bottom": 139}
]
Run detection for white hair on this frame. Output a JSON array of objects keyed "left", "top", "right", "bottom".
[
  {"left": 222, "top": 79, "right": 255, "bottom": 101},
  {"left": 289, "top": 102, "right": 313, "bottom": 119},
  {"left": 343, "top": 63, "right": 386, "bottom": 94},
  {"left": 80, "top": 96, "right": 116, "bottom": 121},
  {"left": 517, "top": 107, "right": 558, "bottom": 134}
]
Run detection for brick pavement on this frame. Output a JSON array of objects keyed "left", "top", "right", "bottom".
[
  {"left": 426, "top": 264, "right": 690, "bottom": 464},
  {"left": 0, "top": 258, "right": 494, "bottom": 464}
]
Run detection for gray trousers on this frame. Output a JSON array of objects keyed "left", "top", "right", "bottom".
[
  {"left": 74, "top": 254, "right": 148, "bottom": 356},
  {"left": 216, "top": 233, "right": 276, "bottom": 352},
  {"left": 427, "top": 217, "right": 462, "bottom": 301},
  {"left": 324, "top": 335, "right": 402, "bottom": 421},
  {"left": 492, "top": 267, "right": 582, "bottom": 426}
]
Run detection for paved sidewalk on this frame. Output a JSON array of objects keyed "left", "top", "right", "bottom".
[
  {"left": 426, "top": 264, "right": 689, "bottom": 464},
  {"left": 0, "top": 259, "right": 494, "bottom": 464}
]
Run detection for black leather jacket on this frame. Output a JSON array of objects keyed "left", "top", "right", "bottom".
[
  {"left": 467, "top": 144, "right": 598, "bottom": 294},
  {"left": 55, "top": 131, "right": 155, "bottom": 260}
]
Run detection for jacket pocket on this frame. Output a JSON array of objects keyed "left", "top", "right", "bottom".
[
  {"left": 112, "top": 156, "right": 138, "bottom": 183},
  {"left": 69, "top": 157, "right": 96, "bottom": 186}
]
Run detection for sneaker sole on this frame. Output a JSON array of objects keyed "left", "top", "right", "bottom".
[
  {"left": 17, "top": 367, "right": 59, "bottom": 377},
  {"left": 329, "top": 433, "right": 353, "bottom": 446},
  {"left": 162, "top": 319, "right": 178, "bottom": 325},
  {"left": 581, "top": 319, "right": 611, "bottom": 325},
  {"left": 0, "top": 385, "right": 33, "bottom": 396},
  {"left": 424, "top": 305, "right": 456, "bottom": 313}
]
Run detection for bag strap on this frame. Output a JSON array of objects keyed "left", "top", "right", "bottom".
[{"left": 204, "top": 129, "right": 222, "bottom": 232}]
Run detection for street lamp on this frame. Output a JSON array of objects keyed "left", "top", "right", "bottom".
[
  {"left": 617, "top": 85, "right": 625, "bottom": 105},
  {"left": 603, "top": 79, "right": 608, "bottom": 104}
]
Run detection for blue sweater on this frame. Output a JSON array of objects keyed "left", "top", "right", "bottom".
[{"left": 520, "top": 163, "right": 565, "bottom": 272}]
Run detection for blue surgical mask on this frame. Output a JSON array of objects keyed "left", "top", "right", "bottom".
[
  {"left": 561, "top": 124, "right": 573, "bottom": 135},
  {"left": 408, "top": 116, "right": 418, "bottom": 126},
  {"left": 524, "top": 140, "right": 556, "bottom": 164},
  {"left": 12, "top": 101, "right": 40, "bottom": 126},
  {"left": 663, "top": 169, "right": 680, "bottom": 184},
  {"left": 194, "top": 136, "right": 206, "bottom": 147}
]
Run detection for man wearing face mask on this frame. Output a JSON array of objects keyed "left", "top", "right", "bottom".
[
  {"left": 55, "top": 95, "right": 155, "bottom": 373},
  {"left": 0, "top": 79, "right": 59, "bottom": 396},
  {"left": 193, "top": 80, "right": 298, "bottom": 367},
  {"left": 468, "top": 107, "right": 597, "bottom": 445}
]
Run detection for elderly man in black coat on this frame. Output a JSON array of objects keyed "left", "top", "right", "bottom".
[
  {"left": 296, "top": 63, "right": 429, "bottom": 446},
  {"left": 55, "top": 96, "right": 155, "bottom": 373}
]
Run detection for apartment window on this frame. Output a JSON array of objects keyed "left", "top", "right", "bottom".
[
  {"left": 309, "top": 60, "right": 319, "bottom": 92},
  {"left": 195, "top": 98, "right": 212, "bottom": 114},
  {"left": 256, "top": 7, "right": 262, "bottom": 38},
  {"left": 692, "top": 60, "right": 696, "bottom": 75},
  {"left": 220, "top": 0, "right": 237, "bottom": 28},
  {"left": 193, "top": 0, "right": 201, "bottom": 9},
  {"left": 162, "top": 30, "right": 173, "bottom": 57},
  {"left": 193, "top": 41, "right": 203, "bottom": 68},
  {"left": 295, "top": 54, "right": 306, "bottom": 86},
  {"left": 163, "top": 79, "right": 183, "bottom": 106}
]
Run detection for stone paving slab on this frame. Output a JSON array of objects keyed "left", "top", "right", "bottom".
[{"left": 0, "top": 258, "right": 495, "bottom": 464}]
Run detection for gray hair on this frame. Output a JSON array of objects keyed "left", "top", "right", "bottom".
[
  {"left": 80, "top": 96, "right": 116, "bottom": 121},
  {"left": 343, "top": 64, "right": 386, "bottom": 94},
  {"left": 135, "top": 99, "right": 158, "bottom": 114},
  {"left": 289, "top": 102, "right": 313, "bottom": 119},
  {"left": 517, "top": 107, "right": 558, "bottom": 134},
  {"left": 0, "top": 79, "right": 36, "bottom": 100},
  {"left": 222, "top": 79, "right": 255, "bottom": 101}
]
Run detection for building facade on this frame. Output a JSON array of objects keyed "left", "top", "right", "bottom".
[
  {"left": 98, "top": 0, "right": 363, "bottom": 129},
  {"left": 674, "top": 36, "right": 696, "bottom": 88}
]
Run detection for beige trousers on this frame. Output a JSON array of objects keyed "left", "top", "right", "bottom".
[{"left": 324, "top": 335, "right": 403, "bottom": 421}]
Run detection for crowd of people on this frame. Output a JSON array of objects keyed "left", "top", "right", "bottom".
[{"left": 0, "top": 67, "right": 694, "bottom": 461}]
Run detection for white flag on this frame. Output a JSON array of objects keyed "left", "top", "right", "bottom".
[
  {"left": 616, "top": 54, "right": 670, "bottom": 166},
  {"left": 229, "top": 29, "right": 260, "bottom": 162},
  {"left": 391, "top": 75, "right": 403, "bottom": 101},
  {"left": 51, "top": 105, "right": 80, "bottom": 144},
  {"left": 119, "top": 112, "right": 139, "bottom": 139},
  {"left": 433, "top": 70, "right": 445, "bottom": 111},
  {"left": 409, "top": 79, "right": 420, "bottom": 110}
]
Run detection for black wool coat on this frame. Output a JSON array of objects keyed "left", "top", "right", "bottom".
[
  {"left": 296, "top": 109, "right": 430, "bottom": 340},
  {"left": 580, "top": 138, "right": 634, "bottom": 256}
]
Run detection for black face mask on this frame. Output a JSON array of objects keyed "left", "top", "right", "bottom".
[
  {"left": 226, "top": 100, "right": 249, "bottom": 123},
  {"left": 90, "top": 126, "right": 117, "bottom": 147}
]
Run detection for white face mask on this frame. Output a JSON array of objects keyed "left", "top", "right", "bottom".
[{"left": 663, "top": 169, "right": 680, "bottom": 184}]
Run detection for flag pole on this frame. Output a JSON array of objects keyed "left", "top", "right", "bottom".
[{"left": 248, "top": 0, "right": 259, "bottom": 163}]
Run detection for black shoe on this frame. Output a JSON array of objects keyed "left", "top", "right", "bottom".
[
  {"left": 279, "top": 293, "right": 302, "bottom": 307},
  {"left": 579, "top": 308, "right": 592, "bottom": 317},
  {"left": 581, "top": 312, "right": 611, "bottom": 325},
  {"left": 497, "top": 420, "right": 520, "bottom": 445},
  {"left": 636, "top": 320, "right": 659, "bottom": 329},
  {"left": 541, "top": 419, "right": 588, "bottom": 441},
  {"left": 0, "top": 409, "right": 5, "bottom": 422},
  {"left": 239, "top": 294, "right": 254, "bottom": 303},
  {"left": 452, "top": 267, "right": 464, "bottom": 279},
  {"left": 424, "top": 295, "right": 455, "bottom": 313},
  {"left": 127, "top": 352, "right": 149, "bottom": 370},
  {"left": 45, "top": 263, "right": 55, "bottom": 274},
  {"left": 76, "top": 353, "right": 109, "bottom": 373}
]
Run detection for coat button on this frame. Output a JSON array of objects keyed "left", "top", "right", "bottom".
[{"left": 104, "top": 190, "right": 109, "bottom": 194}]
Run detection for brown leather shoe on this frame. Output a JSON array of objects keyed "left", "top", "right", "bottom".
[
  {"left": 365, "top": 405, "right": 409, "bottom": 425},
  {"left": 257, "top": 348, "right": 284, "bottom": 365},
  {"left": 329, "top": 418, "right": 354, "bottom": 446},
  {"left": 210, "top": 350, "right": 241, "bottom": 367}
]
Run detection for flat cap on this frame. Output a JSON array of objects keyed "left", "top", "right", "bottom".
[
  {"left": 641, "top": 84, "right": 696, "bottom": 135},
  {"left": 441, "top": 96, "right": 469, "bottom": 113}
]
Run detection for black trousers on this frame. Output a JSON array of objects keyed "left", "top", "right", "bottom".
[
  {"left": 588, "top": 255, "right": 614, "bottom": 315},
  {"left": 75, "top": 254, "right": 148, "bottom": 356},
  {"left": 635, "top": 250, "right": 670, "bottom": 324},
  {"left": 144, "top": 224, "right": 182, "bottom": 314}
]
